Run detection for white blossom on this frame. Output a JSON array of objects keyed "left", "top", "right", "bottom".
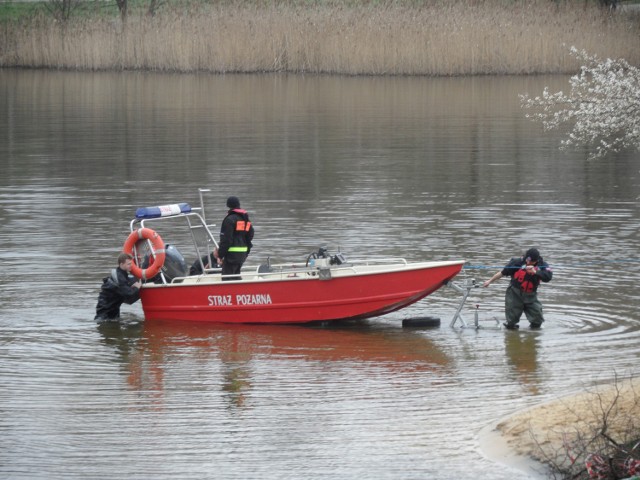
[{"left": 520, "top": 48, "right": 640, "bottom": 160}]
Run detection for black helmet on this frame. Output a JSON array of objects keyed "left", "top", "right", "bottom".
[
  {"left": 226, "top": 196, "right": 240, "bottom": 209},
  {"left": 525, "top": 248, "right": 540, "bottom": 263}
]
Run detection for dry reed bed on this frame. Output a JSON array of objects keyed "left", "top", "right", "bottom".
[{"left": 1, "top": 1, "right": 639, "bottom": 75}]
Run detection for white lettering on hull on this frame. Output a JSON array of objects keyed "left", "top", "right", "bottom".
[
  {"left": 236, "top": 294, "right": 272, "bottom": 306},
  {"left": 207, "top": 295, "right": 232, "bottom": 306},
  {"left": 207, "top": 293, "right": 272, "bottom": 307}
]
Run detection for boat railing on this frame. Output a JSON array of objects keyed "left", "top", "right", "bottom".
[
  {"left": 259, "top": 256, "right": 409, "bottom": 270},
  {"left": 166, "top": 266, "right": 317, "bottom": 284},
  {"left": 230, "top": 257, "right": 410, "bottom": 281},
  {"left": 133, "top": 211, "right": 217, "bottom": 238},
  {"left": 342, "top": 257, "right": 409, "bottom": 266},
  {"left": 137, "top": 211, "right": 218, "bottom": 251},
  {"left": 147, "top": 254, "right": 445, "bottom": 285},
  {"left": 164, "top": 261, "right": 354, "bottom": 284},
  {"left": 127, "top": 205, "right": 220, "bottom": 285}
]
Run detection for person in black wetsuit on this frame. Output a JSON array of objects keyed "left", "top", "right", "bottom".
[
  {"left": 216, "top": 196, "right": 254, "bottom": 281},
  {"left": 95, "top": 253, "right": 142, "bottom": 322},
  {"left": 189, "top": 251, "right": 220, "bottom": 276},
  {"left": 483, "top": 248, "right": 553, "bottom": 330}
]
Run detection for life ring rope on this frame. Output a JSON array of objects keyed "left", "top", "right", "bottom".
[{"left": 122, "top": 227, "right": 166, "bottom": 281}]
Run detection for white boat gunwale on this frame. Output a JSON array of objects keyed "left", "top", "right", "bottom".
[{"left": 140, "top": 259, "right": 467, "bottom": 288}]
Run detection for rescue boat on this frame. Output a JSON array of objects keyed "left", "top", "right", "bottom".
[{"left": 123, "top": 190, "right": 464, "bottom": 324}]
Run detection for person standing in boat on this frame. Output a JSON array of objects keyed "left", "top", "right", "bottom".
[
  {"left": 482, "top": 248, "right": 553, "bottom": 330},
  {"left": 95, "top": 253, "right": 142, "bottom": 322},
  {"left": 216, "top": 196, "right": 254, "bottom": 280}
]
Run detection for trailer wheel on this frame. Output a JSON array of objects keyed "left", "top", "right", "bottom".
[{"left": 402, "top": 316, "right": 441, "bottom": 328}]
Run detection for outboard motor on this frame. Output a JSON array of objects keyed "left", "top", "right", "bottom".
[
  {"left": 161, "top": 244, "right": 188, "bottom": 281},
  {"left": 315, "top": 247, "right": 347, "bottom": 265},
  {"left": 306, "top": 247, "right": 347, "bottom": 267},
  {"left": 142, "top": 244, "right": 188, "bottom": 283},
  {"left": 330, "top": 252, "right": 347, "bottom": 265}
]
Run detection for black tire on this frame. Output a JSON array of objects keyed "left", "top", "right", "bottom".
[{"left": 402, "top": 316, "right": 441, "bottom": 328}]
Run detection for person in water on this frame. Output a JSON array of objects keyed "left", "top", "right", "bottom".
[
  {"left": 95, "top": 253, "right": 142, "bottom": 322},
  {"left": 216, "top": 196, "right": 254, "bottom": 280},
  {"left": 483, "top": 248, "right": 553, "bottom": 330}
]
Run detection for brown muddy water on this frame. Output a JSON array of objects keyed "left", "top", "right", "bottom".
[{"left": 0, "top": 69, "right": 639, "bottom": 479}]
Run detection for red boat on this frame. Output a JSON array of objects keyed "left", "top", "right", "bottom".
[{"left": 124, "top": 190, "right": 464, "bottom": 324}]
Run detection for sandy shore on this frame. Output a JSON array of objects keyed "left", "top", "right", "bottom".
[{"left": 481, "top": 377, "right": 640, "bottom": 478}]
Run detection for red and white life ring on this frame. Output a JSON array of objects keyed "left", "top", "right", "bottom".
[{"left": 122, "top": 228, "right": 166, "bottom": 280}]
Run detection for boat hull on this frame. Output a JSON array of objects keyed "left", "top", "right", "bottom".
[{"left": 140, "top": 260, "right": 464, "bottom": 324}]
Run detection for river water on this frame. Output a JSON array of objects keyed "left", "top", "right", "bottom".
[{"left": 0, "top": 69, "right": 638, "bottom": 479}]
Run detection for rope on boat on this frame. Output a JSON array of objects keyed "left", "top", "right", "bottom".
[{"left": 463, "top": 258, "right": 640, "bottom": 271}]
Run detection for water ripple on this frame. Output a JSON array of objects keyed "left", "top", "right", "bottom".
[{"left": 1, "top": 71, "right": 639, "bottom": 480}]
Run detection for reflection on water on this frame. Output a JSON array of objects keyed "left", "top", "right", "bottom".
[
  {"left": 115, "top": 320, "right": 450, "bottom": 367},
  {"left": 0, "top": 69, "right": 639, "bottom": 479},
  {"left": 98, "top": 321, "right": 453, "bottom": 410},
  {"left": 504, "top": 332, "right": 542, "bottom": 396}
]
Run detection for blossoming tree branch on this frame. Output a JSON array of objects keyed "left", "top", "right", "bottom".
[{"left": 520, "top": 47, "right": 640, "bottom": 160}]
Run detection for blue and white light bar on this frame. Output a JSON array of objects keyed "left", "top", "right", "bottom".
[{"left": 135, "top": 203, "right": 192, "bottom": 219}]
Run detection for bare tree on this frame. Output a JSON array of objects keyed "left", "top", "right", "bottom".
[
  {"left": 598, "top": 0, "right": 618, "bottom": 10},
  {"left": 114, "top": 0, "right": 166, "bottom": 21},
  {"left": 147, "top": 0, "right": 166, "bottom": 17},
  {"left": 45, "top": 0, "right": 83, "bottom": 22},
  {"left": 115, "top": 0, "right": 127, "bottom": 22}
]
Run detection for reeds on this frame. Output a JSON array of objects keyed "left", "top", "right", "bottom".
[{"left": 1, "top": 0, "right": 639, "bottom": 75}]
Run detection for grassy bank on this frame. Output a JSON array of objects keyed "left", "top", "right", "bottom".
[{"left": 1, "top": 0, "right": 639, "bottom": 75}]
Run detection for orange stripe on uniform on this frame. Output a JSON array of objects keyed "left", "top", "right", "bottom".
[{"left": 236, "top": 221, "right": 251, "bottom": 232}]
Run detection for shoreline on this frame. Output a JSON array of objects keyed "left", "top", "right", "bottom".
[
  {"left": 2, "top": 2, "right": 639, "bottom": 75},
  {"left": 479, "top": 377, "right": 640, "bottom": 478},
  {"left": 480, "top": 421, "right": 550, "bottom": 479}
]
